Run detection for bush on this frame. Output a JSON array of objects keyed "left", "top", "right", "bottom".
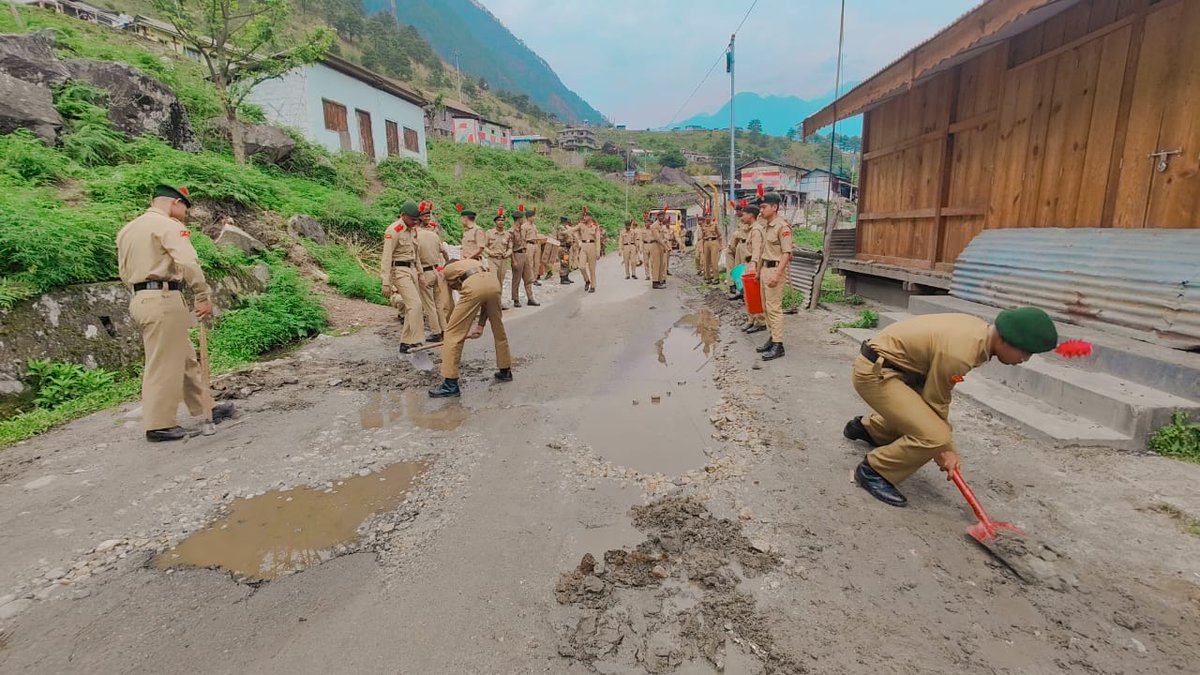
[
  {"left": 830, "top": 309, "right": 879, "bottom": 333},
  {"left": 0, "top": 130, "right": 73, "bottom": 186},
  {"left": 207, "top": 264, "right": 327, "bottom": 367},
  {"left": 304, "top": 241, "right": 388, "bottom": 304},
  {"left": 24, "top": 359, "right": 116, "bottom": 409},
  {"left": 1150, "top": 411, "right": 1200, "bottom": 463},
  {"left": 54, "top": 81, "right": 131, "bottom": 167},
  {"left": 585, "top": 153, "right": 625, "bottom": 173}
]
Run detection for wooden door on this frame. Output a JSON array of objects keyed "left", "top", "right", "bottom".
[
  {"left": 1112, "top": 0, "right": 1200, "bottom": 228},
  {"left": 322, "top": 99, "right": 351, "bottom": 151},
  {"left": 356, "top": 109, "right": 375, "bottom": 159},
  {"left": 385, "top": 120, "right": 400, "bottom": 157}
]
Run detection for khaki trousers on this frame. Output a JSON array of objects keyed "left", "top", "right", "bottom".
[
  {"left": 129, "top": 291, "right": 212, "bottom": 431},
  {"left": 541, "top": 243, "right": 561, "bottom": 278},
  {"left": 441, "top": 272, "right": 512, "bottom": 379},
  {"left": 702, "top": 240, "right": 721, "bottom": 279},
  {"left": 622, "top": 245, "right": 638, "bottom": 276},
  {"left": 569, "top": 243, "right": 580, "bottom": 272},
  {"left": 763, "top": 268, "right": 787, "bottom": 342},
  {"left": 491, "top": 257, "right": 508, "bottom": 288},
  {"left": 647, "top": 243, "right": 666, "bottom": 282},
  {"left": 851, "top": 356, "right": 954, "bottom": 485},
  {"left": 389, "top": 266, "right": 424, "bottom": 344},
  {"left": 437, "top": 274, "right": 454, "bottom": 327},
  {"left": 419, "top": 269, "right": 444, "bottom": 335},
  {"left": 510, "top": 251, "right": 535, "bottom": 303},
  {"left": 580, "top": 242, "right": 599, "bottom": 286}
]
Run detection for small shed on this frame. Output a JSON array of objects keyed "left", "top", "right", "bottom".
[
  {"left": 427, "top": 98, "right": 481, "bottom": 138},
  {"left": 737, "top": 158, "right": 805, "bottom": 208},
  {"left": 804, "top": 0, "right": 1200, "bottom": 301},
  {"left": 512, "top": 135, "right": 551, "bottom": 154},
  {"left": 453, "top": 116, "right": 511, "bottom": 150}
]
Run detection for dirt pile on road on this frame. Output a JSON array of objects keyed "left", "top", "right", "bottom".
[{"left": 555, "top": 495, "right": 806, "bottom": 673}]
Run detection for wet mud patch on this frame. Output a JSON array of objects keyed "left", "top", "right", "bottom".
[
  {"left": 981, "top": 530, "right": 1079, "bottom": 591},
  {"left": 153, "top": 460, "right": 429, "bottom": 583},
  {"left": 555, "top": 496, "right": 806, "bottom": 673}
]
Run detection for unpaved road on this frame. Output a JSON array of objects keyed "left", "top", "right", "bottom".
[{"left": 2, "top": 254, "right": 1199, "bottom": 674}]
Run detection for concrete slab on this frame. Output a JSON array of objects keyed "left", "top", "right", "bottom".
[{"left": 955, "top": 377, "right": 1134, "bottom": 449}]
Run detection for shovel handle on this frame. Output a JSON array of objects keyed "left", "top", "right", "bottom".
[
  {"left": 950, "top": 468, "right": 994, "bottom": 528},
  {"left": 198, "top": 322, "right": 213, "bottom": 422}
]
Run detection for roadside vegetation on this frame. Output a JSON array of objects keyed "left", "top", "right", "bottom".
[{"left": 1149, "top": 411, "right": 1200, "bottom": 463}]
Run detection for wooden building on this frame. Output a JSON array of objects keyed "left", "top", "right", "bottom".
[{"left": 804, "top": 0, "right": 1200, "bottom": 297}]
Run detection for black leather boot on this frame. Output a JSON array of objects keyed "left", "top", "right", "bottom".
[
  {"left": 745, "top": 324, "right": 766, "bottom": 334},
  {"left": 855, "top": 459, "right": 907, "bottom": 507},
  {"left": 762, "top": 342, "right": 785, "bottom": 361},
  {"left": 843, "top": 416, "right": 880, "bottom": 447},
  {"left": 755, "top": 340, "right": 775, "bottom": 353},
  {"left": 146, "top": 426, "right": 187, "bottom": 442},
  {"left": 428, "top": 378, "right": 461, "bottom": 398},
  {"left": 494, "top": 368, "right": 513, "bottom": 382},
  {"left": 426, "top": 333, "right": 443, "bottom": 343}
]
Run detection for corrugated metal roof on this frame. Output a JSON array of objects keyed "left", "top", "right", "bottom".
[{"left": 951, "top": 229, "right": 1200, "bottom": 349}]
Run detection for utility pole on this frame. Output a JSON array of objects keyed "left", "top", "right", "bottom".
[
  {"left": 726, "top": 35, "right": 736, "bottom": 238},
  {"left": 454, "top": 49, "right": 463, "bottom": 101}
]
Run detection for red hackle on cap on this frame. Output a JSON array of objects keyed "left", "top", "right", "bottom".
[
  {"left": 582, "top": 206, "right": 588, "bottom": 215},
  {"left": 1055, "top": 340, "right": 1093, "bottom": 359},
  {"left": 418, "top": 200, "right": 429, "bottom": 213},
  {"left": 456, "top": 203, "right": 463, "bottom": 213},
  {"left": 756, "top": 184, "right": 765, "bottom": 199},
  {"left": 740, "top": 198, "right": 748, "bottom": 209},
  {"left": 178, "top": 187, "right": 189, "bottom": 197},
  {"left": 497, "top": 207, "right": 504, "bottom": 217},
  {"left": 518, "top": 204, "right": 525, "bottom": 213}
]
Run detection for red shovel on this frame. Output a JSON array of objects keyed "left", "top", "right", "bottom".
[{"left": 950, "top": 468, "right": 1022, "bottom": 544}]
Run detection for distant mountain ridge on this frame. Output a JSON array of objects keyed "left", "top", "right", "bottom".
[
  {"left": 672, "top": 88, "right": 862, "bottom": 137},
  {"left": 363, "top": 0, "right": 604, "bottom": 124}
]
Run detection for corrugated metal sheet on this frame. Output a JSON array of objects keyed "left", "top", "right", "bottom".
[
  {"left": 829, "top": 229, "right": 856, "bottom": 261},
  {"left": 951, "top": 228, "right": 1200, "bottom": 349},
  {"left": 788, "top": 250, "right": 824, "bottom": 308}
]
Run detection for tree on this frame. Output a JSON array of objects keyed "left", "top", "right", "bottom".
[
  {"left": 785, "top": 126, "right": 796, "bottom": 141},
  {"left": 660, "top": 148, "right": 686, "bottom": 169},
  {"left": 747, "top": 118, "right": 763, "bottom": 134},
  {"left": 586, "top": 153, "right": 625, "bottom": 173},
  {"left": 153, "top": 0, "right": 334, "bottom": 163},
  {"left": 477, "top": 75, "right": 489, "bottom": 91}
]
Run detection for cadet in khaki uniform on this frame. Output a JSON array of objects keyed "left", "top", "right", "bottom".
[
  {"left": 754, "top": 192, "right": 793, "bottom": 361},
  {"left": 428, "top": 258, "right": 514, "bottom": 398},
  {"left": 528, "top": 207, "right": 544, "bottom": 285},
  {"left": 553, "top": 216, "right": 575, "bottom": 284},
  {"left": 619, "top": 219, "right": 639, "bottom": 279},
  {"left": 647, "top": 212, "right": 670, "bottom": 288},
  {"left": 726, "top": 202, "right": 750, "bottom": 300},
  {"left": 637, "top": 215, "right": 651, "bottom": 278},
  {"left": 741, "top": 205, "right": 767, "bottom": 334},
  {"left": 117, "top": 185, "right": 234, "bottom": 442},
  {"left": 380, "top": 202, "right": 425, "bottom": 353},
  {"left": 485, "top": 209, "right": 512, "bottom": 289},
  {"left": 574, "top": 209, "right": 602, "bottom": 293},
  {"left": 845, "top": 308, "right": 1058, "bottom": 507},
  {"left": 509, "top": 206, "right": 540, "bottom": 307},
  {"left": 415, "top": 219, "right": 446, "bottom": 342},
  {"left": 458, "top": 205, "right": 488, "bottom": 260},
  {"left": 697, "top": 216, "right": 723, "bottom": 283}
]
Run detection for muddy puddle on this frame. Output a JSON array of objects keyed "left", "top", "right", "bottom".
[
  {"left": 577, "top": 310, "right": 721, "bottom": 476},
  {"left": 359, "top": 389, "right": 467, "bottom": 431},
  {"left": 153, "top": 461, "right": 429, "bottom": 582}
]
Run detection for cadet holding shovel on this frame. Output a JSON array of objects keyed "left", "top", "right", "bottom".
[{"left": 428, "top": 259, "right": 514, "bottom": 398}]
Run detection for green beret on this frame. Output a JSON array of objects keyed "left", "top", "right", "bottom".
[
  {"left": 400, "top": 201, "right": 421, "bottom": 218},
  {"left": 559, "top": 215, "right": 570, "bottom": 223},
  {"left": 760, "top": 191, "right": 783, "bottom": 205},
  {"left": 743, "top": 204, "right": 761, "bottom": 216},
  {"left": 512, "top": 208, "right": 526, "bottom": 220},
  {"left": 460, "top": 210, "right": 477, "bottom": 219},
  {"left": 995, "top": 307, "right": 1058, "bottom": 354},
  {"left": 154, "top": 184, "right": 192, "bottom": 207}
]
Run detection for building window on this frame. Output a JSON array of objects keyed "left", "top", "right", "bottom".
[
  {"left": 322, "top": 99, "right": 348, "bottom": 132},
  {"left": 386, "top": 120, "right": 400, "bottom": 157},
  {"left": 355, "top": 109, "right": 375, "bottom": 159},
  {"left": 403, "top": 126, "right": 419, "bottom": 153}
]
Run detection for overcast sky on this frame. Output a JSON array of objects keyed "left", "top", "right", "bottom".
[{"left": 481, "top": 0, "right": 980, "bottom": 128}]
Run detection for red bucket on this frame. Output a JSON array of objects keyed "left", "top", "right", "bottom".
[{"left": 742, "top": 272, "right": 763, "bottom": 314}]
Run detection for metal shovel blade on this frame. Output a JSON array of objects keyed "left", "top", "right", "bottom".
[
  {"left": 408, "top": 343, "right": 442, "bottom": 371},
  {"left": 967, "top": 520, "right": 1023, "bottom": 545}
]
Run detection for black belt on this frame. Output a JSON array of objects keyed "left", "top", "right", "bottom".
[
  {"left": 704, "top": 237, "right": 719, "bottom": 241},
  {"left": 860, "top": 341, "right": 927, "bottom": 390},
  {"left": 422, "top": 265, "right": 436, "bottom": 272},
  {"left": 513, "top": 248, "right": 526, "bottom": 253},
  {"left": 459, "top": 267, "right": 481, "bottom": 284},
  {"left": 393, "top": 260, "right": 414, "bottom": 268},
  {"left": 133, "top": 280, "right": 183, "bottom": 292},
  {"left": 764, "top": 260, "right": 780, "bottom": 268}
]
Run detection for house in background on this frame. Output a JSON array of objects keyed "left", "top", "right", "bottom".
[
  {"left": 426, "top": 98, "right": 479, "bottom": 138},
  {"left": 131, "top": 14, "right": 203, "bottom": 62},
  {"left": 737, "top": 158, "right": 806, "bottom": 207},
  {"left": 247, "top": 56, "right": 428, "bottom": 165},
  {"left": 799, "top": 168, "right": 857, "bottom": 202},
  {"left": 453, "top": 116, "right": 511, "bottom": 149},
  {"left": 683, "top": 150, "right": 713, "bottom": 165},
  {"left": 511, "top": 135, "right": 551, "bottom": 154},
  {"left": 558, "top": 127, "right": 597, "bottom": 152}
]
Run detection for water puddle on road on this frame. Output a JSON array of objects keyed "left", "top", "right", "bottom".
[
  {"left": 358, "top": 389, "right": 467, "bottom": 431},
  {"left": 577, "top": 309, "right": 721, "bottom": 476},
  {"left": 152, "top": 461, "right": 430, "bottom": 582}
]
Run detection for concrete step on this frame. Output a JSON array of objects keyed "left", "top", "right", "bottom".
[
  {"left": 907, "top": 294, "right": 1200, "bottom": 401},
  {"left": 877, "top": 311, "right": 912, "bottom": 328},
  {"left": 954, "top": 376, "right": 1134, "bottom": 449},
  {"left": 977, "top": 356, "right": 1199, "bottom": 442},
  {"left": 836, "top": 327, "right": 876, "bottom": 344}
]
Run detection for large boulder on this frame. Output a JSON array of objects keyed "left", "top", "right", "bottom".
[
  {"left": 242, "top": 123, "right": 295, "bottom": 163},
  {"left": 0, "top": 70, "right": 63, "bottom": 143},
  {"left": 64, "top": 59, "right": 200, "bottom": 152},
  {"left": 215, "top": 221, "right": 268, "bottom": 256},
  {"left": 0, "top": 31, "right": 71, "bottom": 86},
  {"left": 286, "top": 214, "right": 328, "bottom": 244}
]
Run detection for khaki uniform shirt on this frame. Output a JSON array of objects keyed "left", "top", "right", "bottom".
[
  {"left": 461, "top": 223, "right": 488, "bottom": 260},
  {"left": 380, "top": 218, "right": 418, "bottom": 284},
  {"left": 576, "top": 222, "right": 601, "bottom": 243},
  {"left": 699, "top": 221, "right": 721, "bottom": 243},
  {"left": 416, "top": 227, "right": 444, "bottom": 270},
  {"left": 116, "top": 207, "right": 210, "bottom": 303},
  {"left": 748, "top": 220, "right": 766, "bottom": 270},
  {"left": 515, "top": 221, "right": 539, "bottom": 252},
  {"left": 649, "top": 222, "right": 669, "bottom": 246},
  {"left": 728, "top": 222, "right": 750, "bottom": 263},
  {"left": 761, "top": 215, "right": 793, "bottom": 262},
  {"left": 485, "top": 228, "right": 512, "bottom": 260},
  {"left": 555, "top": 224, "right": 575, "bottom": 248},
  {"left": 619, "top": 229, "right": 638, "bottom": 247},
  {"left": 867, "top": 314, "right": 993, "bottom": 420}
]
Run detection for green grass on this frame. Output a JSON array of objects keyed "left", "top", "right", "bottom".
[
  {"left": 0, "top": 376, "right": 139, "bottom": 448},
  {"left": 819, "top": 271, "right": 865, "bottom": 306},
  {"left": 303, "top": 240, "right": 388, "bottom": 305},
  {"left": 830, "top": 309, "right": 880, "bottom": 333},
  {"left": 206, "top": 264, "right": 328, "bottom": 370},
  {"left": 792, "top": 228, "right": 824, "bottom": 250},
  {"left": 782, "top": 287, "right": 805, "bottom": 311},
  {"left": 1149, "top": 411, "right": 1200, "bottom": 463},
  {"left": 1149, "top": 503, "right": 1200, "bottom": 538}
]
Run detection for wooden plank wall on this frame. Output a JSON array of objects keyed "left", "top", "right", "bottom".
[{"left": 855, "top": 0, "right": 1199, "bottom": 272}]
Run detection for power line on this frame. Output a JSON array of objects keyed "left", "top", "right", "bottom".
[{"left": 661, "top": 0, "right": 760, "bottom": 129}]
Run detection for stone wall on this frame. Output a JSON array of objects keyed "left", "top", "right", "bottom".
[{"left": 0, "top": 266, "right": 267, "bottom": 397}]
